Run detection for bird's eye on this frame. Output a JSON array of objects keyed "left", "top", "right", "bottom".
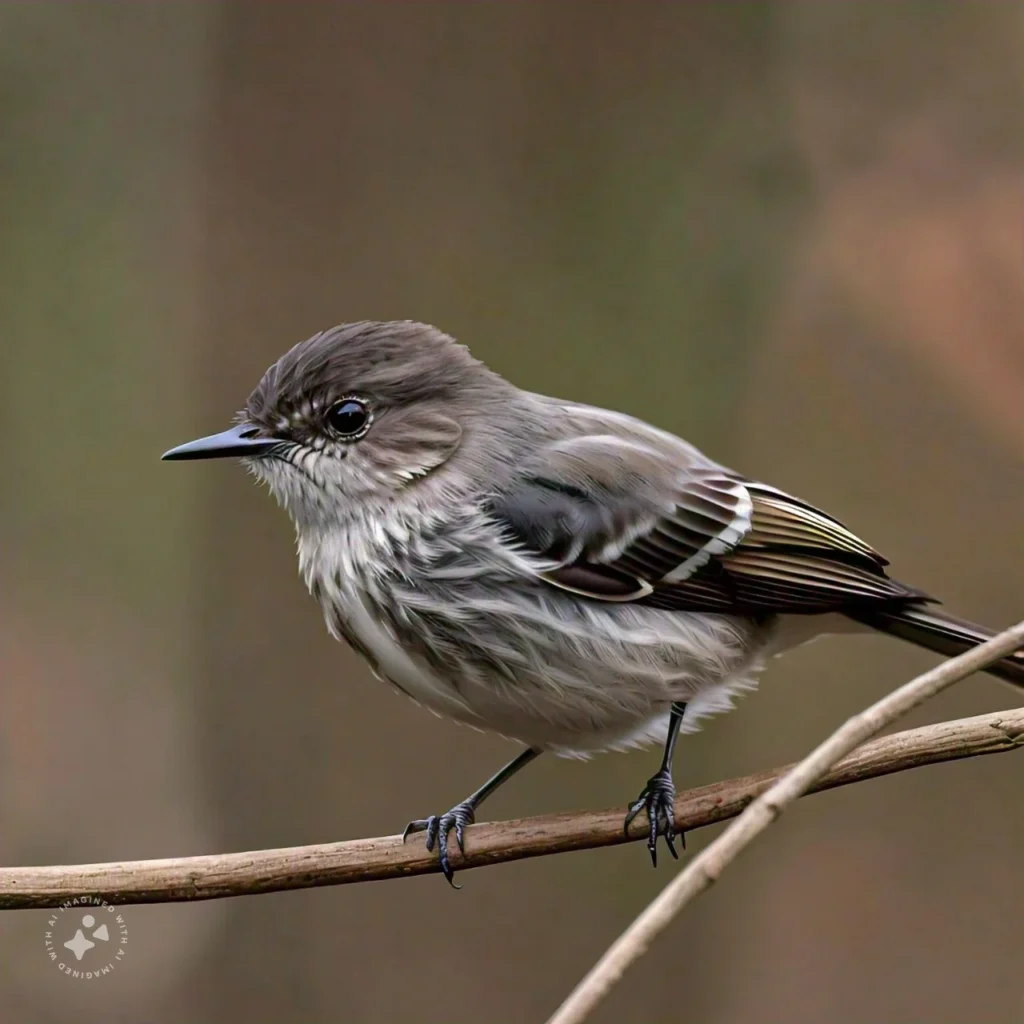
[{"left": 325, "top": 398, "right": 371, "bottom": 439}]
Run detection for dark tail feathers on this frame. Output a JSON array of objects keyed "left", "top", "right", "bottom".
[{"left": 852, "top": 605, "right": 1024, "bottom": 691}]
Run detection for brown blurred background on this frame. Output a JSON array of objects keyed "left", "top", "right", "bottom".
[{"left": 1, "top": 3, "right": 1022, "bottom": 1022}]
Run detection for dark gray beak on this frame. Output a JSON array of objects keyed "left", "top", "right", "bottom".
[{"left": 161, "top": 424, "right": 280, "bottom": 461}]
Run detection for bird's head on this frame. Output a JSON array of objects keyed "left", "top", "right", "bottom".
[{"left": 162, "top": 321, "right": 518, "bottom": 531}]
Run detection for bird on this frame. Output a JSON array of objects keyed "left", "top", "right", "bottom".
[{"left": 162, "top": 320, "right": 1024, "bottom": 885}]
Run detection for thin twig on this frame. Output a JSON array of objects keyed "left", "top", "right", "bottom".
[
  {"left": 546, "top": 620, "right": 1024, "bottom": 1024},
  {"left": 2, "top": 704, "right": 1023, "bottom": 910}
]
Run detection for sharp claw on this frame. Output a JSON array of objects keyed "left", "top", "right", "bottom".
[
  {"left": 624, "top": 768, "right": 683, "bottom": 866},
  {"left": 623, "top": 801, "right": 642, "bottom": 836},
  {"left": 404, "top": 804, "right": 473, "bottom": 888},
  {"left": 438, "top": 838, "right": 451, "bottom": 883},
  {"left": 664, "top": 827, "right": 679, "bottom": 861},
  {"left": 402, "top": 816, "right": 434, "bottom": 844},
  {"left": 663, "top": 807, "right": 677, "bottom": 860},
  {"left": 438, "top": 825, "right": 465, "bottom": 889}
]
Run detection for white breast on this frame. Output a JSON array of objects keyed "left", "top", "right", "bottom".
[{"left": 338, "top": 583, "right": 475, "bottom": 720}]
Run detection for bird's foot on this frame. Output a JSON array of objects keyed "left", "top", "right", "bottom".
[
  {"left": 624, "top": 767, "right": 684, "bottom": 867},
  {"left": 402, "top": 800, "right": 476, "bottom": 887}
]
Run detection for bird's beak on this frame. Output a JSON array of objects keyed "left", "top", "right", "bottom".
[{"left": 161, "top": 424, "right": 280, "bottom": 461}]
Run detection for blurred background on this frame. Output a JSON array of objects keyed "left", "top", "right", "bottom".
[{"left": 1, "top": 3, "right": 1023, "bottom": 1022}]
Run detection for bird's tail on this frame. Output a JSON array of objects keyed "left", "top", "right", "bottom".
[{"left": 851, "top": 605, "right": 1024, "bottom": 691}]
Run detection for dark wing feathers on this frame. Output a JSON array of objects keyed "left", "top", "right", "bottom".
[
  {"left": 613, "top": 471, "right": 751, "bottom": 581},
  {"left": 491, "top": 475, "right": 607, "bottom": 565},
  {"left": 486, "top": 437, "right": 926, "bottom": 617},
  {"left": 742, "top": 485, "right": 887, "bottom": 564}
]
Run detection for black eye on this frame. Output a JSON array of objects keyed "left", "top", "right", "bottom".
[{"left": 326, "top": 398, "right": 371, "bottom": 439}]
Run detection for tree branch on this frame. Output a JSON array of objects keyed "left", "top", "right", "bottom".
[
  {"left": 2, "top": 704, "right": 1022, "bottom": 910},
  {"left": 546, "top": 620, "right": 1024, "bottom": 1024}
]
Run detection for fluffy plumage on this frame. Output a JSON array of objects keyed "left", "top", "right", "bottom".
[
  {"left": 224, "top": 320, "right": 1023, "bottom": 763},
  {"left": 162, "top": 319, "right": 1024, "bottom": 879}
]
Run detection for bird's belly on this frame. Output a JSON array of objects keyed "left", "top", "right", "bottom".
[
  {"left": 323, "top": 582, "right": 772, "bottom": 755},
  {"left": 324, "top": 586, "right": 669, "bottom": 749}
]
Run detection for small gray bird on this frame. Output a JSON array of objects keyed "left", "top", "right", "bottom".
[{"left": 163, "top": 321, "right": 1024, "bottom": 884}]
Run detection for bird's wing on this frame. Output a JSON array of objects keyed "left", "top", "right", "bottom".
[{"left": 484, "top": 432, "right": 925, "bottom": 615}]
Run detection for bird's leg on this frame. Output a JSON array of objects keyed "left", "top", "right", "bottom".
[
  {"left": 624, "top": 701, "right": 687, "bottom": 867},
  {"left": 403, "top": 747, "right": 540, "bottom": 887}
]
